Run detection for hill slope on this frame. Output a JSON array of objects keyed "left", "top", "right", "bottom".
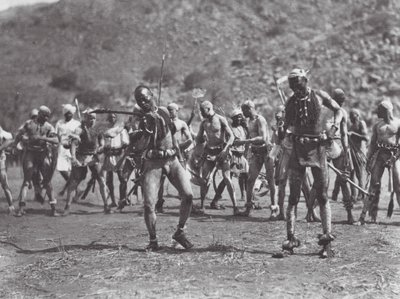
[{"left": 0, "top": 0, "right": 399, "bottom": 129}]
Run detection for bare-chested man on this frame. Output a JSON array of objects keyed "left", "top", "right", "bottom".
[
  {"left": 102, "top": 113, "right": 130, "bottom": 208},
  {"left": 133, "top": 85, "right": 194, "bottom": 250},
  {"left": 348, "top": 108, "right": 369, "bottom": 200},
  {"left": 15, "top": 106, "right": 59, "bottom": 217},
  {"left": 211, "top": 109, "right": 249, "bottom": 208},
  {"left": 155, "top": 102, "right": 193, "bottom": 213},
  {"left": 63, "top": 110, "right": 111, "bottom": 215},
  {"left": 312, "top": 89, "right": 354, "bottom": 224},
  {"left": 195, "top": 101, "right": 239, "bottom": 215},
  {"left": 272, "top": 105, "right": 318, "bottom": 222},
  {"left": 358, "top": 100, "right": 400, "bottom": 224},
  {"left": 0, "top": 126, "right": 15, "bottom": 214},
  {"left": 281, "top": 68, "right": 341, "bottom": 258},
  {"left": 240, "top": 100, "right": 277, "bottom": 218}
]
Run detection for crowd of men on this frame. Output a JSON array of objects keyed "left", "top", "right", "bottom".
[{"left": 0, "top": 68, "right": 399, "bottom": 258}]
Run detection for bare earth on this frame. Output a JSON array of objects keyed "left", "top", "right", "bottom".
[{"left": 0, "top": 167, "right": 399, "bottom": 299}]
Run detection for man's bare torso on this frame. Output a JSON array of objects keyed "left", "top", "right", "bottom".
[
  {"left": 202, "top": 114, "right": 225, "bottom": 147},
  {"left": 248, "top": 115, "right": 264, "bottom": 141},
  {"left": 375, "top": 118, "right": 400, "bottom": 145}
]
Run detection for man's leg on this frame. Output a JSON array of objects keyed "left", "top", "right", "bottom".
[
  {"left": 40, "top": 155, "right": 59, "bottom": 216},
  {"left": 331, "top": 175, "right": 341, "bottom": 201},
  {"left": 303, "top": 175, "right": 320, "bottom": 222},
  {"left": 211, "top": 179, "right": 226, "bottom": 209},
  {"left": 106, "top": 171, "right": 118, "bottom": 207},
  {"left": 239, "top": 172, "right": 248, "bottom": 201},
  {"left": 358, "top": 157, "right": 384, "bottom": 224},
  {"left": 167, "top": 157, "right": 194, "bottom": 249},
  {"left": 15, "top": 152, "right": 34, "bottom": 216},
  {"left": 141, "top": 159, "right": 163, "bottom": 250},
  {"left": 220, "top": 161, "right": 238, "bottom": 214},
  {"left": 283, "top": 165, "right": 305, "bottom": 251},
  {"left": 118, "top": 159, "right": 134, "bottom": 210},
  {"left": 243, "top": 155, "right": 263, "bottom": 216},
  {"left": 64, "top": 166, "right": 86, "bottom": 215},
  {"left": 0, "top": 168, "right": 14, "bottom": 214},
  {"left": 393, "top": 160, "right": 400, "bottom": 209},
  {"left": 198, "top": 160, "right": 215, "bottom": 211},
  {"left": 311, "top": 165, "right": 335, "bottom": 257},
  {"left": 333, "top": 156, "right": 354, "bottom": 224},
  {"left": 91, "top": 164, "right": 111, "bottom": 213},
  {"left": 277, "top": 174, "right": 288, "bottom": 220},
  {"left": 264, "top": 155, "right": 278, "bottom": 219},
  {"left": 155, "top": 174, "right": 166, "bottom": 213}
]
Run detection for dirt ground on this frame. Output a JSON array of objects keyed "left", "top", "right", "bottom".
[{"left": 1, "top": 166, "right": 400, "bottom": 299}]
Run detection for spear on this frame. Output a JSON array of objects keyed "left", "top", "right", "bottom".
[
  {"left": 327, "top": 162, "right": 369, "bottom": 196},
  {"left": 157, "top": 42, "right": 167, "bottom": 106}
]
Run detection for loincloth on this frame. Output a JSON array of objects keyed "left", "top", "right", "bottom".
[
  {"left": 290, "top": 138, "right": 326, "bottom": 169},
  {"left": 230, "top": 150, "right": 248, "bottom": 175}
]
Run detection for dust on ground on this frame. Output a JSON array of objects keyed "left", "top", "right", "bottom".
[{"left": 0, "top": 167, "right": 399, "bottom": 298}]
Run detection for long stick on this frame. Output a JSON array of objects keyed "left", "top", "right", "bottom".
[
  {"left": 90, "top": 109, "right": 134, "bottom": 115},
  {"left": 74, "top": 98, "right": 81, "bottom": 120},
  {"left": 157, "top": 42, "right": 167, "bottom": 106},
  {"left": 327, "top": 162, "right": 369, "bottom": 195},
  {"left": 273, "top": 75, "right": 287, "bottom": 105}
]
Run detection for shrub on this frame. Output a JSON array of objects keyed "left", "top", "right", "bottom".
[
  {"left": 183, "top": 70, "right": 208, "bottom": 91},
  {"left": 49, "top": 71, "right": 78, "bottom": 91},
  {"left": 143, "top": 66, "right": 176, "bottom": 86}
]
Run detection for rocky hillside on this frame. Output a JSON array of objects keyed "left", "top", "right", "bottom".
[{"left": 0, "top": 0, "right": 399, "bottom": 130}]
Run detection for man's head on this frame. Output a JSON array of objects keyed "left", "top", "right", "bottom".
[
  {"left": 30, "top": 108, "right": 39, "bottom": 120},
  {"left": 377, "top": 99, "right": 393, "bottom": 119},
  {"left": 288, "top": 68, "right": 308, "bottom": 94},
  {"left": 349, "top": 108, "right": 361, "bottom": 123},
  {"left": 38, "top": 106, "right": 51, "bottom": 124},
  {"left": 230, "top": 108, "right": 244, "bottom": 127},
  {"left": 167, "top": 102, "right": 179, "bottom": 119},
  {"left": 241, "top": 100, "right": 255, "bottom": 118},
  {"left": 200, "top": 100, "right": 214, "bottom": 118},
  {"left": 332, "top": 89, "right": 345, "bottom": 107},
  {"left": 82, "top": 109, "right": 96, "bottom": 127},
  {"left": 134, "top": 85, "right": 153, "bottom": 112},
  {"left": 107, "top": 113, "right": 117, "bottom": 125},
  {"left": 62, "top": 104, "right": 76, "bottom": 122}
]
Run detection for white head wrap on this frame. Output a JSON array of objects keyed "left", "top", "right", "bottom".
[
  {"left": 62, "top": 104, "right": 76, "bottom": 115},
  {"left": 379, "top": 99, "right": 393, "bottom": 111},
  {"left": 39, "top": 105, "right": 51, "bottom": 116},
  {"left": 288, "top": 68, "right": 308, "bottom": 79},
  {"left": 167, "top": 103, "right": 179, "bottom": 111},
  {"left": 230, "top": 108, "right": 243, "bottom": 118}
]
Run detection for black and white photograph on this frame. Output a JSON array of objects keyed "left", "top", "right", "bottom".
[{"left": 0, "top": 0, "right": 399, "bottom": 298}]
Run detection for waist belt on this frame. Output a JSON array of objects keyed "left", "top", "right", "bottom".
[
  {"left": 292, "top": 132, "right": 329, "bottom": 145},
  {"left": 231, "top": 150, "right": 244, "bottom": 157},
  {"left": 26, "top": 146, "right": 46, "bottom": 153},
  {"left": 77, "top": 151, "right": 96, "bottom": 156},
  {"left": 377, "top": 143, "right": 399, "bottom": 152},
  {"left": 146, "top": 149, "right": 176, "bottom": 159},
  {"left": 105, "top": 148, "right": 123, "bottom": 156},
  {"left": 251, "top": 145, "right": 268, "bottom": 155},
  {"left": 204, "top": 146, "right": 224, "bottom": 156}
]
